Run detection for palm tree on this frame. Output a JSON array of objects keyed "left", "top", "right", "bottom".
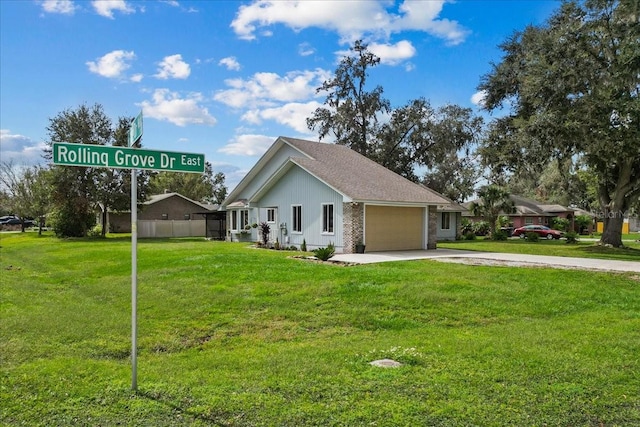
[{"left": 470, "top": 185, "right": 514, "bottom": 237}]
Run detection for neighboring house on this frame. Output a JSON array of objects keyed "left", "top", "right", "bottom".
[
  {"left": 463, "top": 195, "right": 575, "bottom": 228},
  {"left": 107, "top": 192, "right": 224, "bottom": 238},
  {"left": 221, "top": 137, "right": 452, "bottom": 253}
]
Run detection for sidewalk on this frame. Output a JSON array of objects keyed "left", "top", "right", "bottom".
[{"left": 331, "top": 249, "right": 640, "bottom": 273}]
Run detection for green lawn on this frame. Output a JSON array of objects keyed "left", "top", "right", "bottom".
[
  {"left": 439, "top": 237, "right": 640, "bottom": 262},
  {"left": 2, "top": 233, "right": 639, "bottom": 426}
]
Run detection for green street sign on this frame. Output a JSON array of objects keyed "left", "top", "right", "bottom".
[
  {"left": 129, "top": 112, "right": 143, "bottom": 146},
  {"left": 52, "top": 142, "right": 205, "bottom": 173}
]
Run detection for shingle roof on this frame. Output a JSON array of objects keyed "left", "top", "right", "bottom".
[
  {"left": 463, "top": 194, "right": 573, "bottom": 216},
  {"left": 145, "top": 192, "right": 217, "bottom": 212},
  {"left": 280, "top": 137, "right": 451, "bottom": 205}
]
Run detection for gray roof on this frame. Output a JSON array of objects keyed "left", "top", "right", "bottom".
[
  {"left": 279, "top": 137, "right": 451, "bottom": 205},
  {"left": 145, "top": 192, "right": 218, "bottom": 212},
  {"left": 463, "top": 194, "right": 573, "bottom": 216}
]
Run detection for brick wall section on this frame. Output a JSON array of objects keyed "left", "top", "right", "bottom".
[
  {"left": 428, "top": 205, "right": 438, "bottom": 249},
  {"left": 342, "top": 202, "right": 364, "bottom": 253}
]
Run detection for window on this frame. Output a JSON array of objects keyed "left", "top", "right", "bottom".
[
  {"left": 240, "top": 210, "right": 249, "bottom": 229},
  {"left": 322, "top": 203, "right": 334, "bottom": 233},
  {"left": 161, "top": 213, "right": 168, "bottom": 220},
  {"left": 292, "top": 205, "right": 302, "bottom": 233},
  {"left": 266, "top": 208, "right": 276, "bottom": 223},
  {"left": 231, "top": 211, "right": 238, "bottom": 230},
  {"left": 184, "top": 214, "right": 191, "bottom": 220},
  {"left": 525, "top": 217, "right": 534, "bottom": 225},
  {"left": 441, "top": 212, "right": 450, "bottom": 230}
]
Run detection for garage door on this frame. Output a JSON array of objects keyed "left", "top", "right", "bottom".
[{"left": 365, "top": 206, "right": 424, "bottom": 251}]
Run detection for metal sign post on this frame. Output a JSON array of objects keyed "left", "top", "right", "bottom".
[
  {"left": 131, "top": 166, "right": 138, "bottom": 390},
  {"left": 130, "top": 116, "right": 140, "bottom": 391}
]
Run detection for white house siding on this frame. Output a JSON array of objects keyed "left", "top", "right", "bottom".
[
  {"left": 437, "top": 211, "right": 458, "bottom": 241},
  {"left": 236, "top": 144, "right": 303, "bottom": 202},
  {"left": 255, "top": 166, "right": 344, "bottom": 251}
]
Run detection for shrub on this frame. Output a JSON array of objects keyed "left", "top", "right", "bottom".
[
  {"left": 301, "top": 239, "right": 307, "bottom": 252},
  {"left": 565, "top": 231, "right": 579, "bottom": 244},
  {"left": 551, "top": 217, "right": 570, "bottom": 231},
  {"left": 575, "top": 215, "right": 593, "bottom": 234},
  {"left": 491, "top": 230, "right": 508, "bottom": 241},
  {"left": 460, "top": 218, "right": 474, "bottom": 236},
  {"left": 464, "top": 232, "right": 477, "bottom": 240},
  {"left": 313, "top": 242, "right": 335, "bottom": 261},
  {"left": 472, "top": 221, "right": 491, "bottom": 236},
  {"left": 258, "top": 222, "right": 270, "bottom": 246},
  {"left": 526, "top": 232, "right": 539, "bottom": 242},
  {"left": 88, "top": 225, "right": 103, "bottom": 238}
]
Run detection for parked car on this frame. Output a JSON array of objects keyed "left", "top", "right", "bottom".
[
  {"left": 0, "top": 216, "right": 21, "bottom": 225},
  {"left": 0, "top": 216, "right": 36, "bottom": 227},
  {"left": 512, "top": 225, "right": 563, "bottom": 240}
]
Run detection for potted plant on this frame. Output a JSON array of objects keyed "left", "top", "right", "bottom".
[{"left": 355, "top": 240, "right": 365, "bottom": 253}]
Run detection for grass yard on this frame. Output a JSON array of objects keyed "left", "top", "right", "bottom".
[
  {"left": 1, "top": 233, "right": 639, "bottom": 426},
  {"left": 439, "top": 238, "right": 640, "bottom": 262}
]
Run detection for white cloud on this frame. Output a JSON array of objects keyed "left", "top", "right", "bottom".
[
  {"left": 219, "top": 56, "right": 241, "bottom": 71},
  {"left": 0, "top": 130, "right": 47, "bottom": 165},
  {"left": 86, "top": 50, "right": 136, "bottom": 79},
  {"left": 368, "top": 40, "right": 416, "bottom": 65},
  {"left": 130, "top": 73, "right": 144, "bottom": 83},
  {"left": 218, "top": 134, "right": 275, "bottom": 156},
  {"left": 139, "top": 89, "right": 217, "bottom": 127},
  {"left": 92, "top": 0, "right": 135, "bottom": 19},
  {"left": 242, "top": 101, "right": 322, "bottom": 134},
  {"left": 471, "top": 90, "right": 487, "bottom": 107},
  {"left": 41, "top": 0, "right": 76, "bottom": 14},
  {"left": 154, "top": 54, "right": 191, "bottom": 80},
  {"left": 214, "top": 69, "right": 330, "bottom": 109},
  {"left": 230, "top": 0, "right": 468, "bottom": 45},
  {"left": 298, "top": 42, "right": 315, "bottom": 57}
]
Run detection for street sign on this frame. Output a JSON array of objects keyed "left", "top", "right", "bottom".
[
  {"left": 129, "top": 112, "right": 143, "bottom": 146},
  {"left": 52, "top": 142, "right": 205, "bottom": 173}
]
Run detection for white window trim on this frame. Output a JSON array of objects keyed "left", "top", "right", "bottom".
[
  {"left": 231, "top": 210, "right": 238, "bottom": 231},
  {"left": 266, "top": 208, "right": 276, "bottom": 223},
  {"left": 292, "top": 204, "right": 302, "bottom": 234},
  {"left": 240, "top": 209, "right": 249, "bottom": 230},
  {"left": 441, "top": 212, "right": 451, "bottom": 230},
  {"left": 322, "top": 203, "right": 335, "bottom": 235}
]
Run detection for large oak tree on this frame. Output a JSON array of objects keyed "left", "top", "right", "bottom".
[
  {"left": 478, "top": 0, "right": 639, "bottom": 247},
  {"left": 308, "top": 40, "right": 483, "bottom": 201}
]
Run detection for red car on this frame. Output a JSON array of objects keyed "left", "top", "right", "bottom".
[{"left": 512, "top": 225, "right": 563, "bottom": 240}]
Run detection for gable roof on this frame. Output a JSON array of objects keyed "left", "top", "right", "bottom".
[
  {"left": 225, "top": 136, "right": 451, "bottom": 206},
  {"left": 144, "top": 192, "right": 218, "bottom": 212}
]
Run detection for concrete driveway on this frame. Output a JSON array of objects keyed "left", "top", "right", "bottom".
[{"left": 332, "top": 249, "right": 640, "bottom": 273}]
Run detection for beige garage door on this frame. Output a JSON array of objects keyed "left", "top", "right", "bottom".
[{"left": 365, "top": 206, "right": 424, "bottom": 251}]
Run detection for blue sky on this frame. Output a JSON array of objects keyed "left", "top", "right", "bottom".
[{"left": 0, "top": 0, "right": 560, "bottom": 191}]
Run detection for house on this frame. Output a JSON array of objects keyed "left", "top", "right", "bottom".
[
  {"left": 462, "top": 194, "right": 575, "bottom": 229},
  {"left": 221, "top": 136, "right": 452, "bottom": 253},
  {"left": 107, "top": 192, "right": 224, "bottom": 238}
]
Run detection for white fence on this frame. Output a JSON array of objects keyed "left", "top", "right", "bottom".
[{"left": 138, "top": 220, "right": 206, "bottom": 238}]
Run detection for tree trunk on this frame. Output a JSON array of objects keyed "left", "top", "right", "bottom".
[
  {"left": 101, "top": 208, "right": 108, "bottom": 238},
  {"left": 600, "top": 213, "right": 624, "bottom": 247}
]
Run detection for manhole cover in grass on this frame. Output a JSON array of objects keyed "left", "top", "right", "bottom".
[{"left": 369, "top": 358, "right": 402, "bottom": 368}]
